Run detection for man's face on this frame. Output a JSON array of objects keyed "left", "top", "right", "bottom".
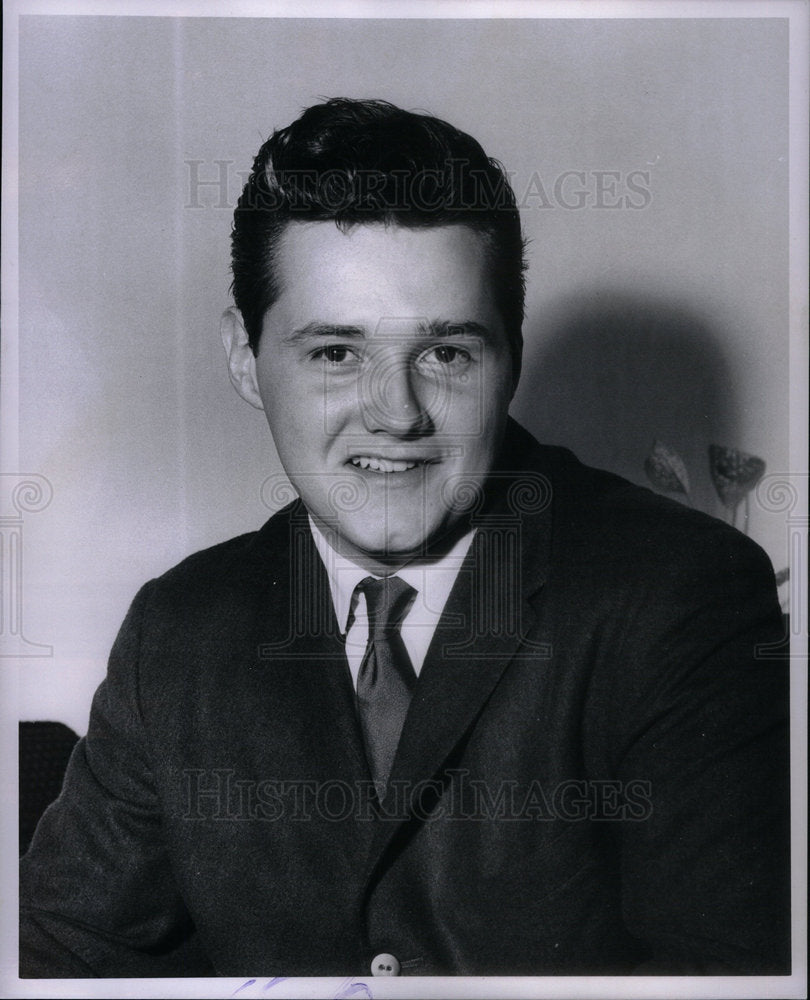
[{"left": 251, "top": 222, "right": 515, "bottom": 571}]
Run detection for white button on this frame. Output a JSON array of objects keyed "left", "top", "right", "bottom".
[{"left": 371, "top": 952, "right": 401, "bottom": 976}]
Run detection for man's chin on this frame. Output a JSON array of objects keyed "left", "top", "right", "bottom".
[
  {"left": 338, "top": 535, "right": 430, "bottom": 570},
  {"left": 328, "top": 516, "right": 471, "bottom": 571}
]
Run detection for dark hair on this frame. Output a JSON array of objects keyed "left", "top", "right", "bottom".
[{"left": 230, "top": 98, "right": 526, "bottom": 380}]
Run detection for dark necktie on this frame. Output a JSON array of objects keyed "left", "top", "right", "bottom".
[{"left": 355, "top": 576, "right": 417, "bottom": 796}]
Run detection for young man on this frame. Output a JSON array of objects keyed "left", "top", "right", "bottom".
[{"left": 20, "top": 99, "right": 790, "bottom": 978}]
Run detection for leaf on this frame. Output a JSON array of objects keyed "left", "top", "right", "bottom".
[
  {"left": 708, "top": 445, "right": 766, "bottom": 508},
  {"left": 644, "top": 439, "right": 690, "bottom": 496}
]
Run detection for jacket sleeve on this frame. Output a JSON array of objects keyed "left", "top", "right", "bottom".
[
  {"left": 19, "top": 583, "right": 214, "bottom": 978},
  {"left": 600, "top": 528, "right": 791, "bottom": 974}
]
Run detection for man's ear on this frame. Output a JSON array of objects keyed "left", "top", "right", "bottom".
[{"left": 220, "top": 306, "right": 264, "bottom": 410}]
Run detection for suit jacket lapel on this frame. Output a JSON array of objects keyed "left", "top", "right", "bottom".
[{"left": 246, "top": 502, "right": 371, "bottom": 788}]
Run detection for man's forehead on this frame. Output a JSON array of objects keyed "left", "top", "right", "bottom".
[
  {"left": 276, "top": 218, "right": 488, "bottom": 260},
  {"left": 267, "top": 220, "right": 499, "bottom": 327}
]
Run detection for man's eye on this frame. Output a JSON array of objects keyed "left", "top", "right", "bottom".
[
  {"left": 312, "top": 345, "right": 355, "bottom": 365},
  {"left": 420, "top": 345, "right": 473, "bottom": 368}
]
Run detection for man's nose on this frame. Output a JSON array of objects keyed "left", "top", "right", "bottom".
[{"left": 358, "top": 357, "right": 432, "bottom": 437}]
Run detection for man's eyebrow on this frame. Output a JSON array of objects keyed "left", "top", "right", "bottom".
[
  {"left": 283, "top": 319, "right": 493, "bottom": 343},
  {"left": 417, "top": 319, "right": 493, "bottom": 339},
  {"left": 283, "top": 322, "right": 366, "bottom": 344}
]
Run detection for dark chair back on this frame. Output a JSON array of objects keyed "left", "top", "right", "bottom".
[{"left": 19, "top": 721, "right": 79, "bottom": 856}]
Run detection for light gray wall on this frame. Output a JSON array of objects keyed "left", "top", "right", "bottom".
[{"left": 16, "top": 16, "right": 789, "bottom": 733}]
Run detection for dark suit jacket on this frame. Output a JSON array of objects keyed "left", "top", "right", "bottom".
[{"left": 20, "top": 421, "right": 791, "bottom": 978}]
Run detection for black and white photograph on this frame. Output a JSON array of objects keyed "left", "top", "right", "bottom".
[{"left": 2, "top": 2, "right": 807, "bottom": 997}]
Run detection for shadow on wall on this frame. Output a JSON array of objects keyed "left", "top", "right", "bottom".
[{"left": 512, "top": 289, "right": 738, "bottom": 520}]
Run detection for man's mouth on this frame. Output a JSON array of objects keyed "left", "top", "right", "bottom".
[{"left": 349, "top": 456, "right": 431, "bottom": 474}]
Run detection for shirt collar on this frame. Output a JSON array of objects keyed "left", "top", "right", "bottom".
[{"left": 308, "top": 515, "right": 475, "bottom": 635}]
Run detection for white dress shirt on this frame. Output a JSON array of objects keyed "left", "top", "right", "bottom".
[{"left": 309, "top": 516, "right": 476, "bottom": 688}]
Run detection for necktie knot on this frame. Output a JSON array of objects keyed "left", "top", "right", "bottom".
[{"left": 357, "top": 575, "right": 416, "bottom": 638}]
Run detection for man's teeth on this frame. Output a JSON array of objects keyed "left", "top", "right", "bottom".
[{"left": 351, "top": 456, "right": 419, "bottom": 473}]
